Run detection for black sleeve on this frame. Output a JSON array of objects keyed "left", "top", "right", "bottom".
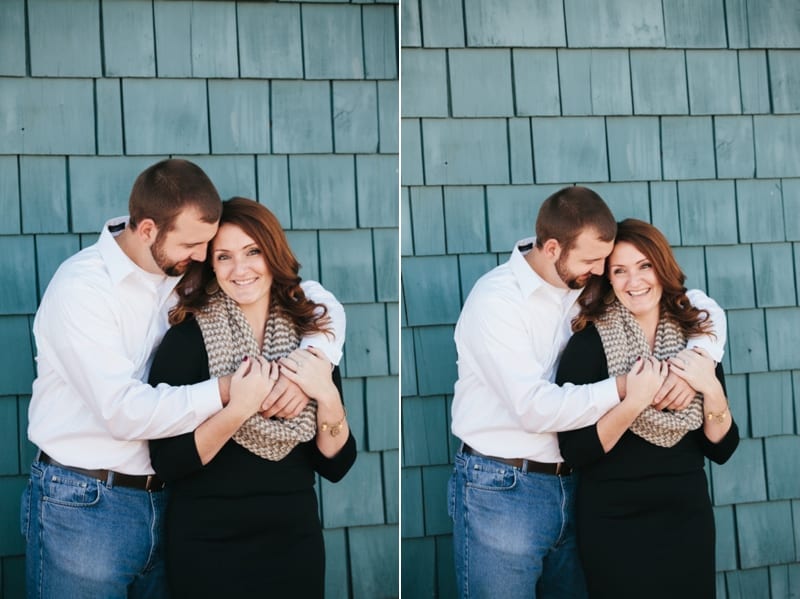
[
  {"left": 310, "top": 366, "right": 357, "bottom": 482},
  {"left": 700, "top": 364, "right": 740, "bottom": 464},
  {"left": 148, "top": 319, "right": 210, "bottom": 482},
  {"left": 556, "top": 325, "right": 611, "bottom": 468}
]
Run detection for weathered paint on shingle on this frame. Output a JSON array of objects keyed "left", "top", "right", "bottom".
[
  {"left": 686, "top": 51, "right": 742, "bottom": 115},
  {"left": 321, "top": 451, "right": 384, "bottom": 528},
  {"left": 0, "top": 477, "right": 26, "bottom": 555},
  {"left": 749, "top": 372, "right": 794, "bottom": 437},
  {"left": 737, "top": 501, "right": 795, "bottom": 568},
  {"left": 400, "top": 0, "right": 421, "bottom": 47},
  {"left": 285, "top": 231, "right": 319, "bottom": 281},
  {"left": 0, "top": 397, "right": 18, "bottom": 475},
  {"left": 662, "top": 117, "right": 716, "bottom": 180},
  {"left": 0, "top": 0, "right": 26, "bottom": 76},
  {"left": 188, "top": 1, "right": 238, "bottom": 78},
  {"left": 348, "top": 526, "right": 399, "bottom": 599},
  {"left": 69, "top": 156, "right": 159, "bottom": 233},
  {"left": 725, "top": 0, "right": 749, "bottom": 48},
  {"left": 715, "top": 117, "right": 755, "bottom": 179},
  {"left": 739, "top": 51, "right": 771, "bottom": 114},
  {"left": 564, "top": 0, "right": 664, "bottom": 47},
  {"left": 705, "top": 245, "right": 756, "bottom": 309},
  {"left": 342, "top": 303, "right": 389, "bottom": 377},
  {"left": 0, "top": 78, "right": 95, "bottom": 155},
  {"left": 402, "top": 396, "right": 450, "bottom": 466},
  {"left": 768, "top": 51, "right": 800, "bottom": 114},
  {"left": 365, "top": 377, "right": 398, "bottom": 451},
  {"left": 401, "top": 50, "right": 448, "bottom": 117},
  {"left": 0, "top": 317, "right": 35, "bottom": 395},
  {"left": 725, "top": 309, "right": 769, "bottom": 374},
  {"left": 387, "top": 303, "right": 399, "bottom": 375},
  {"left": 272, "top": 81, "right": 332, "bottom": 154},
  {"left": 770, "top": 564, "right": 800, "bottom": 599},
  {"left": 334, "top": 82, "right": 379, "bottom": 153},
  {"left": 513, "top": 50, "right": 560, "bottom": 117},
  {"left": 753, "top": 244, "right": 796, "bottom": 307},
  {"left": 509, "top": 118, "right": 534, "bottom": 184},
  {"left": 95, "top": 79, "right": 124, "bottom": 155},
  {"left": 322, "top": 529, "right": 349, "bottom": 599},
  {"left": 20, "top": 157, "right": 67, "bottom": 234},
  {"left": 725, "top": 374, "right": 750, "bottom": 437},
  {"left": 710, "top": 437, "right": 767, "bottom": 504},
  {"left": 630, "top": 51, "right": 689, "bottom": 115},
  {"left": 0, "top": 157, "right": 20, "bottom": 235},
  {"left": 754, "top": 116, "right": 800, "bottom": 178},
  {"left": 607, "top": 117, "right": 661, "bottom": 181},
  {"left": 713, "top": 506, "right": 737, "bottom": 571},
  {"left": 256, "top": 155, "right": 291, "bottom": 227},
  {"left": 784, "top": 179, "right": 800, "bottom": 241},
  {"left": 764, "top": 436, "right": 800, "bottom": 499},
  {"left": 413, "top": 325, "right": 457, "bottom": 396},
  {"left": 736, "top": 179, "right": 784, "bottom": 242},
  {"left": 383, "top": 449, "right": 399, "bottom": 522},
  {"left": 35, "top": 235, "right": 81, "bottom": 301},
  {"left": 153, "top": 1, "right": 192, "bottom": 77},
  {"left": 378, "top": 80, "right": 399, "bottom": 152},
  {"left": 401, "top": 327, "right": 417, "bottom": 396},
  {"left": 289, "top": 155, "right": 356, "bottom": 229},
  {"left": 102, "top": 0, "right": 156, "bottom": 77},
  {"left": 532, "top": 117, "right": 608, "bottom": 184},
  {"left": 458, "top": 254, "right": 500, "bottom": 305},
  {"left": 400, "top": 537, "right": 435, "bottom": 597},
  {"left": 357, "top": 155, "right": 398, "bottom": 228},
  {"left": 400, "top": 188, "right": 414, "bottom": 255},
  {"left": 303, "top": 5, "right": 364, "bottom": 79},
  {"left": 672, "top": 246, "right": 707, "bottom": 291},
  {"left": 237, "top": 2, "right": 303, "bottom": 78},
  {"left": 486, "top": 185, "right": 551, "bottom": 252},
  {"left": 746, "top": 0, "right": 800, "bottom": 48},
  {"left": 677, "top": 180, "right": 738, "bottom": 245},
  {"left": 208, "top": 80, "right": 270, "bottom": 154},
  {"left": 422, "top": 464, "right": 452, "bottom": 535},
  {"left": 409, "top": 187, "right": 446, "bottom": 256},
  {"left": 28, "top": 0, "right": 101, "bottom": 76},
  {"left": 420, "top": 0, "right": 465, "bottom": 47},
  {"left": 449, "top": 49, "right": 513, "bottom": 117},
  {"left": 320, "top": 230, "right": 375, "bottom": 303},
  {"left": 180, "top": 155, "right": 257, "bottom": 202},
  {"left": 464, "top": 0, "right": 565, "bottom": 47},
  {"left": 122, "top": 79, "right": 208, "bottom": 155},
  {"left": 401, "top": 467, "right": 424, "bottom": 536},
  {"left": 558, "top": 50, "right": 632, "bottom": 116},
  {"left": 590, "top": 183, "right": 651, "bottom": 222},
  {"left": 650, "top": 182, "right": 681, "bottom": 245},
  {"left": 402, "top": 256, "right": 461, "bottom": 326},
  {"left": 363, "top": 5, "right": 398, "bottom": 80},
  {"left": 436, "top": 535, "right": 457, "bottom": 598},
  {"left": 726, "top": 568, "right": 770, "bottom": 599},
  {"left": 443, "top": 186, "right": 487, "bottom": 254},
  {"left": 423, "top": 119, "right": 509, "bottom": 185},
  {"left": 765, "top": 308, "right": 800, "bottom": 370},
  {"left": 663, "top": 0, "right": 727, "bottom": 48}
]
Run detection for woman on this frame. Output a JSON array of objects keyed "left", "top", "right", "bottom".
[
  {"left": 148, "top": 197, "right": 356, "bottom": 598},
  {"left": 556, "top": 219, "right": 739, "bottom": 599}
]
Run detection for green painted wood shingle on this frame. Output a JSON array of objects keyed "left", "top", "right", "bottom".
[
  {"left": 532, "top": 117, "right": 608, "bottom": 183},
  {"left": 236, "top": 3, "right": 303, "bottom": 78},
  {"left": 272, "top": 81, "right": 333, "bottom": 154},
  {"left": 564, "top": 0, "right": 664, "bottom": 47},
  {"left": 28, "top": 0, "right": 101, "bottom": 76},
  {"left": 208, "top": 80, "right": 270, "bottom": 154},
  {"left": 465, "top": 0, "right": 565, "bottom": 47},
  {"left": 0, "top": 0, "right": 25, "bottom": 76},
  {"left": 102, "top": 0, "right": 156, "bottom": 77},
  {"left": 449, "top": 50, "right": 512, "bottom": 117}
]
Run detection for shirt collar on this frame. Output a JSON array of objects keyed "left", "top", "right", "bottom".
[{"left": 509, "top": 237, "right": 583, "bottom": 304}]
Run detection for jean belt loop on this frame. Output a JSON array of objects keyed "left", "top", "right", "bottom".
[
  {"left": 521, "top": 459, "right": 528, "bottom": 472},
  {"left": 106, "top": 471, "right": 115, "bottom": 489}
]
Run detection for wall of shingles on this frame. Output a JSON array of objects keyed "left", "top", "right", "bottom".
[
  {"left": 400, "top": 0, "right": 800, "bottom": 597},
  {"left": 0, "top": 1, "right": 398, "bottom": 597}
]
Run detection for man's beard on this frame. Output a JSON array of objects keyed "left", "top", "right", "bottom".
[
  {"left": 150, "top": 232, "right": 190, "bottom": 277},
  {"left": 555, "top": 253, "right": 591, "bottom": 290}
]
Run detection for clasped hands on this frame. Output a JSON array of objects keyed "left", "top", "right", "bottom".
[{"left": 626, "top": 347, "right": 716, "bottom": 411}]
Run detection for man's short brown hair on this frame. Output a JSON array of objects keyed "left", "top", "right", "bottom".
[{"left": 535, "top": 186, "right": 617, "bottom": 251}]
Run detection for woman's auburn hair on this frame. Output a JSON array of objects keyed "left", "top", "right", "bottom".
[
  {"left": 169, "top": 197, "right": 331, "bottom": 338},
  {"left": 572, "top": 218, "right": 714, "bottom": 340}
]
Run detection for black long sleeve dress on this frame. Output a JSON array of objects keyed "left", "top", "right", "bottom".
[
  {"left": 556, "top": 324, "right": 739, "bottom": 599},
  {"left": 148, "top": 317, "right": 357, "bottom": 599}
]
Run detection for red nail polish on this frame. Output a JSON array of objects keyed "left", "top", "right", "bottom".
[{"left": 243, "top": 356, "right": 249, "bottom": 362}]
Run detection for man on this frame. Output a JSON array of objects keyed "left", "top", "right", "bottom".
[
  {"left": 22, "top": 159, "right": 345, "bottom": 598},
  {"left": 449, "top": 186, "right": 725, "bottom": 598}
]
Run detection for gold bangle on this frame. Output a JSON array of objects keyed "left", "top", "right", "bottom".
[
  {"left": 320, "top": 408, "right": 347, "bottom": 437},
  {"left": 706, "top": 408, "right": 729, "bottom": 423}
]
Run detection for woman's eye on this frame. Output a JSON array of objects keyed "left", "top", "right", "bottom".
[
  {"left": 216, "top": 254, "right": 229, "bottom": 261},
  {"left": 641, "top": 263, "right": 652, "bottom": 269},
  {"left": 247, "top": 248, "right": 261, "bottom": 256}
]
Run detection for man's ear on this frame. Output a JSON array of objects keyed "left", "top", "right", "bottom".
[
  {"left": 541, "top": 238, "right": 562, "bottom": 261},
  {"left": 134, "top": 218, "right": 159, "bottom": 244}
]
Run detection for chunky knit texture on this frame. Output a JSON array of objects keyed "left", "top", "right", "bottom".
[
  {"left": 594, "top": 299, "right": 704, "bottom": 448},
  {"left": 195, "top": 291, "right": 317, "bottom": 460}
]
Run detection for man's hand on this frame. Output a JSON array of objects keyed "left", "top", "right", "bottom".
[
  {"left": 259, "top": 374, "right": 310, "bottom": 419},
  {"left": 652, "top": 370, "right": 697, "bottom": 411}
]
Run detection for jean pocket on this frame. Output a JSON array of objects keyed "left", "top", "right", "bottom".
[
  {"left": 43, "top": 473, "right": 102, "bottom": 508},
  {"left": 20, "top": 479, "right": 31, "bottom": 540},
  {"left": 464, "top": 461, "right": 517, "bottom": 492}
]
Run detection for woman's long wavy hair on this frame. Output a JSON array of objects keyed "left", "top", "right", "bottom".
[
  {"left": 169, "top": 197, "right": 331, "bottom": 338},
  {"left": 572, "top": 218, "right": 713, "bottom": 339}
]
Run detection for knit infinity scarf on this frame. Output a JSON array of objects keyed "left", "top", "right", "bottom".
[
  {"left": 195, "top": 291, "right": 317, "bottom": 461},
  {"left": 594, "top": 299, "right": 704, "bottom": 448}
]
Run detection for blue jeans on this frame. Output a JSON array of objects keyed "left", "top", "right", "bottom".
[
  {"left": 21, "top": 459, "right": 170, "bottom": 599},
  {"left": 448, "top": 449, "right": 587, "bottom": 599}
]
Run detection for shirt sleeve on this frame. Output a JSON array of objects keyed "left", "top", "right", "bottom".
[
  {"left": 685, "top": 289, "right": 727, "bottom": 363},
  {"left": 34, "top": 279, "right": 221, "bottom": 442},
  {"left": 556, "top": 327, "right": 610, "bottom": 468},
  {"left": 299, "top": 279, "right": 346, "bottom": 365},
  {"left": 309, "top": 366, "right": 357, "bottom": 482},
  {"left": 457, "top": 293, "right": 620, "bottom": 434}
]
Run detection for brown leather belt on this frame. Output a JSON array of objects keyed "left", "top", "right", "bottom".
[
  {"left": 39, "top": 452, "right": 166, "bottom": 492},
  {"left": 463, "top": 444, "right": 572, "bottom": 476}
]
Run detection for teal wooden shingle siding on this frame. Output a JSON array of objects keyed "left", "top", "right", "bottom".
[
  {"left": 400, "top": 0, "right": 800, "bottom": 597},
  {"left": 0, "top": 1, "right": 398, "bottom": 598}
]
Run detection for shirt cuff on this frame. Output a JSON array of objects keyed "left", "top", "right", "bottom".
[
  {"left": 190, "top": 378, "right": 224, "bottom": 420},
  {"left": 686, "top": 338, "right": 723, "bottom": 363},
  {"left": 299, "top": 336, "right": 343, "bottom": 365},
  {"left": 594, "top": 377, "right": 621, "bottom": 412}
]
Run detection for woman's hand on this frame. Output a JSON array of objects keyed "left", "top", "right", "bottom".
[
  {"left": 278, "top": 348, "right": 339, "bottom": 407},
  {"left": 625, "top": 356, "right": 668, "bottom": 412},
  {"left": 229, "top": 356, "right": 279, "bottom": 419},
  {"left": 668, "top": 348, "right": 720, "bottom": 397}
]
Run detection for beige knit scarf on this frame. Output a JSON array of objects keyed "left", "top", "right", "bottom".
[
  {"left": 594, "top": 299, "right": 704, "bottom": 448},
  {"left": 195, "top": 291, "right": 317, "bottom": 460}
]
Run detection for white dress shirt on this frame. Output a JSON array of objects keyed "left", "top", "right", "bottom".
[
  {"left": 451, "top": 238, "right": 727, "bottom": 463},
  {"left": 29, "top": 217, "right": 346, "bottom": 475}
]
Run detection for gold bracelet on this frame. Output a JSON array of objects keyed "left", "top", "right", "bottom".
[
  {"left": 320, "top": 408, "right": 347, "bottom": 437},
  {"left": 706, "top": 408, "right": 729, "bottom": 423}
]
